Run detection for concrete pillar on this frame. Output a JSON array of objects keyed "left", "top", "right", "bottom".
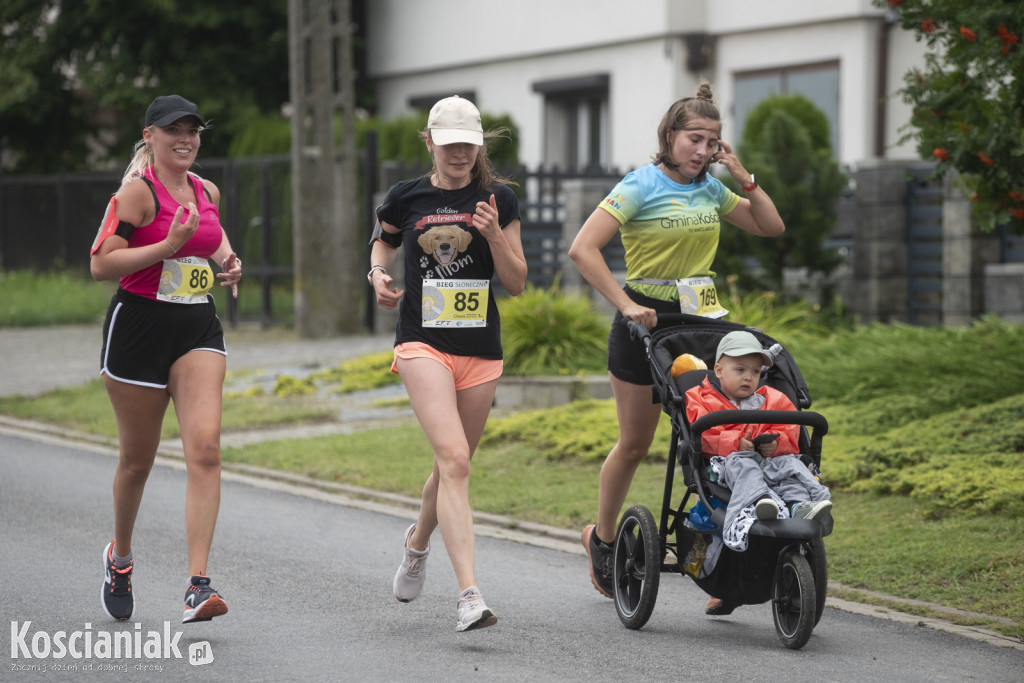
[
  {"left": 941, "top": 173, "right": 1001, "bottom": 326},
  {"left": 850, "top": 161, "right": 918, "bottom": 323}
]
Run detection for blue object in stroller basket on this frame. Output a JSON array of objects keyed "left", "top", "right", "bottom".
[{"left": 687, "top": 499, "right": 723, "bottom": 531}]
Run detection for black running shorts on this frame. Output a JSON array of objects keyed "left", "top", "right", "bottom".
[
  {"left": 100, "top": 288, "right": 226, "bottom": 388},
  {"left": 607, "top": 286, "right": 681, "bottom": 386}
]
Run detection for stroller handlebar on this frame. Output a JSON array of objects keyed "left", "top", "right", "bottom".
[
  {"left": 689, "top": 409, "right": 829, "bottom": 437},
  {"left": 625, "top": 318, "right": 651, "bottom": 343}
]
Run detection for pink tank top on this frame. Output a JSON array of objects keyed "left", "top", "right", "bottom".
[{"left": 119, "top": 167, "right": 224, "bottom": 299}]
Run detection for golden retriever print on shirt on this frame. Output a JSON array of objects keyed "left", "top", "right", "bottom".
[{"left": 417, "top": 224, "right": 473, "bottom": 268}]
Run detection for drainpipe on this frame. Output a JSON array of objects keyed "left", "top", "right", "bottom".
[{"left": 875, "top": 9, "right": 898, "bottom": 158}]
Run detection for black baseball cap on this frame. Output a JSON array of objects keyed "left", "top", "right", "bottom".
[{"left": 145, "top": 95, "right": 203, "bottom": 127}]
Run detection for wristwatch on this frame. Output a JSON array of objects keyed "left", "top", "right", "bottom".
[
  {"left": 741, "top": 175, "right": 757, "bottom": 193},
  {"left": 367, "top": 265, "right": 387, "bottom": 284}
]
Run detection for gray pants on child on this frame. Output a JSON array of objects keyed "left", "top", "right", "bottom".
[{"left": 717, "top": 451, "right": 830, "bottom": 530}]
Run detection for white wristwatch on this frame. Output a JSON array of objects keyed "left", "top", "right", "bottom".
[{"left": 367, "top": 265, "right": 388, "bottom": 284}]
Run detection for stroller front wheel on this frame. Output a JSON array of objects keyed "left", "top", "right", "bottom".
[
  {"left": 613, "top": 504, "right": 661, "bottom": 630},
  {"left": 772, "top": 548, "right": 817, "bottom": 649}
]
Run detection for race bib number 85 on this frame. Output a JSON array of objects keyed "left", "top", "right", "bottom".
[{"left": 421, "top": 278, "right": 489, "bottom": 328}]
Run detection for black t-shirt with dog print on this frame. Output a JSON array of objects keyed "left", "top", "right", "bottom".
[{"left": 375, "top": 176, "right": 520, "bottom": 360}]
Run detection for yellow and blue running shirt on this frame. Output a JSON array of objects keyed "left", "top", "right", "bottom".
[{"left": 598, "top": 163, "right": 740, "bottom": 301}]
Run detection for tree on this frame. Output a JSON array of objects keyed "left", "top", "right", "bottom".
[
  {"left": 0, "top": 0, "right": 289, "bottom": 173},
  {"left": 714, "top": 95, "right": 847, "bottom": 300},
  {"left": 878, "top": 0, "right": 1024, "bottom": 232}
]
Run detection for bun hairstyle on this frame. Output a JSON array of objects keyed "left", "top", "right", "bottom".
[{"left": 653, "top": 81, "right": 721, "bottom": 182}]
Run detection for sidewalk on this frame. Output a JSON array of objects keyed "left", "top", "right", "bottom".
[{"left": 0, "top": 323, "right": 394, "bottom": 398}]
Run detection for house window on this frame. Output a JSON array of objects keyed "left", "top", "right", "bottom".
[
  {"left": 733, "top": 62, "right": 840, "bottom": 156},
  {"left": 408, "top": 91, "right": 476, "bottom": 111},
  {"left": 532, "top": 74, "right": 609, "bottom": 171}
]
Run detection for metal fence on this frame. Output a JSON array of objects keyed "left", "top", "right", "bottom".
[{"left": 1, "top": 157, "right": 625, "bottom": 327}]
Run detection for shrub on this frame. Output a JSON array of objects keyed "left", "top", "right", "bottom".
[{"left": 499, "top": 285, "right": 608, "bottom": 376}]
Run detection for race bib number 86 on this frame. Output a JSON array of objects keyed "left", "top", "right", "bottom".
[{"left": 158, "top": 257, "right": 214, "bottom": 304}]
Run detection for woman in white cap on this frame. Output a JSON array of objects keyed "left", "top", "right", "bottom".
[
  {"left": 368, "top": 95, "right": 527, "bottom": 631},
  {"left": 568, "top": 81, "right": 786, "bottom": 612},
  {"left": 90, "top": 94, "right": 241, "bottom": 624}
]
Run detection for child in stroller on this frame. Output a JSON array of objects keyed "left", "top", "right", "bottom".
[{"left": 684, "top": 330, "right": 832, "bottom": 613}]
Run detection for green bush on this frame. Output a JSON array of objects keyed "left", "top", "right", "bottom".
[
  {"left": 310, "top": 351, "right": 400, "bottom": 394},
  {"left": 499, "top": 285, "right": 608, "bottom": 376},
  {"left": 714, "top": 94, "right": 847, "bottom": 301},
  {"left": 718, "top": 278, "right": 835, "bottom": 340}
]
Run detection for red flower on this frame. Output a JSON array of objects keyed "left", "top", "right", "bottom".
[
  {"left": 888, "top": 0, "right": 903, "bottom": 5},
  {"left": 933, "top": 148, "right": 950, "bottom": 161},
  {"left": 1011, "top": 208, "right": 1024, "bottom": 220},
  {"left": 1010, "top": 191, "right": 1024, "bottom": 203},
  {"left": 972, "top": 194, "right": 980, "bottom": 202},
  {"left": 998, "top": 26, "right": 1018, "bottom": 54},
  {"left": 977, "top": 152, "right": 995, "bottom": 167},
  {"left": 960, "top": 26, "right": 977, "bottom": 42},
  {"left": 922, "top": 19, "right": 938, "bottom": 34}
]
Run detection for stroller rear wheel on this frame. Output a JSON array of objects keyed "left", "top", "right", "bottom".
[
  {"left": 772, "top": 548, "right": 816, "bottom": 649},
  {"left": 613, "top": 504, "right": 661, "bottom": 630}
]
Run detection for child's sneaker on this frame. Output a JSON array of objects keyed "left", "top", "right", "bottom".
[
  {"left": 754, "top": 498, "right": 779, "bottom": 520},
  {"left": 791, "top": 500, "right": 833, "bottom": 523},
  {"left": 455, "top": 586, "right": 497, "bottom": 632},
  {"left": 581, "top": 524, "right": 613, "bottom": 598},
  {"left": 393, "top": 524, "right": 430, "bottom": 602},
  {"left": 182, "top": 575, "right": 228, "bottom": 623},
  {"left": 101, "top": 541, "right": 134, "bottom": 621}
]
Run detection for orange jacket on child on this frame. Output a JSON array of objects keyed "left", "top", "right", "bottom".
[{"left": 684, "top": 376, "right": 801, "bottom": 459}]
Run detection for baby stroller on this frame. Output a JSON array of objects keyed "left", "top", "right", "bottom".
[{"left": 611, "top": 313, "right": 832, "bottom": 650}]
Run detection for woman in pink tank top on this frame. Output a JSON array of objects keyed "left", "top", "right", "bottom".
[{"left": 89, "top": 94, "right": 241, "bottom": 624}]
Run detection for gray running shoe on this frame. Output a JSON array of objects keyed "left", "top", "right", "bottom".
[
  {"left": 393, "top": 524, "right": 429, "bottom": 603},
  {"left": 456, "top": 586, "right": 497, "bottom": 632},
  {"left": 791, "top": 500, "right": 833, "bottom": 523}
]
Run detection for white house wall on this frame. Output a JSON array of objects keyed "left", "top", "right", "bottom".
[{"left": 367, "top": 0, "right": 929, "bottom": 169}]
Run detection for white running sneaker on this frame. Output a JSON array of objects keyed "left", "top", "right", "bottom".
[
  {"left": 393, "top": 524, "right": 429, "bottom": 603},
  {"left": 456, "top": 586, "right": 497, "bottom": 632},
  {"left": 754, "top": 498, "right": 779, "bottom": 521}
]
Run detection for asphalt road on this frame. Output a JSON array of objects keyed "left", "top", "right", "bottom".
[{"left": 3, "top": 430, "right": 1022, "bottom": 682}]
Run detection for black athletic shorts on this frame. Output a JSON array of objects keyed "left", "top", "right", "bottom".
[
  {"left": 607, "top": 285, "right": 681, "bottom": 385},
  {"left": 100, "top": 288, "right": 226, "bottom": 388}
]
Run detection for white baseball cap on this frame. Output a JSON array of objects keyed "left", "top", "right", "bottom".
[{"left": 428, "top": 96, "right": 484, "bottom": 146}]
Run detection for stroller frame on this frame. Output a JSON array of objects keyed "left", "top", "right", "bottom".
[{"left": 610, "top": 313, "right": 832, "bottom": 650}]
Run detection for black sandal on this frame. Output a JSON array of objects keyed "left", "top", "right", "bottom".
[{"left": 705, "top": 600, "right": 740, "bottom": 616}]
